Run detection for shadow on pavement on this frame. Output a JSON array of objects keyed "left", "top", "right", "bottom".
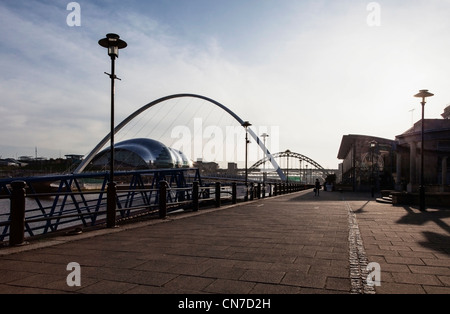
[{"left": 396, "top": 205, "right": 450, "bottom": 256}]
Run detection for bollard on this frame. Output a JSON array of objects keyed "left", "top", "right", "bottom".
[
  {"left": 106, "top": 182, "right": 117, "bottom": 228},
  {"left": 192, "top": 181, "right": 199, "bottom": 211},
  {"left": 244, "top": 183, "right": 248, "bottom": 201},
  {"left": 273, "top": 183, "right": 277, "bottom": 196},
  {"left": 159, "top": 180, "right": 167, "bottom": 218},
  {"left": 250, "top": 183, "right": 254, "bottom": 201},
  {"left": 215, "top": 182, "right": 221, "bottom": 207},
  {"left": 9, "top": 181, "right": 26, "bottom": 246},
  {"left": 269, "top": 183, "right": 272, "bottom": 197},
  {"left": 232, "top": 182, "right": 237, "bottom": 204},
  {"left": 257, "top": 183, "right": 261, "bottom": 199},
  {"left": 262, "top": 183, "right": 266, "bottom": 198}
]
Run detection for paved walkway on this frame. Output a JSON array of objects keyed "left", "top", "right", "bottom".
[{"left": 0, "top": 189, "right": 449, "bottom": 294}]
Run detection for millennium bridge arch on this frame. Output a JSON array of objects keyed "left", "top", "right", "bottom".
[
  {"left": 74, "top": 93, "right": 287, "bottom": 181},
  {"left": 250, "top": 151, "right": 331, "bottom": 182}
]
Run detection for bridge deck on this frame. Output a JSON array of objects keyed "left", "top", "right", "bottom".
[{"left": 0, "top": 190, "right": 449, "bottom": 297}]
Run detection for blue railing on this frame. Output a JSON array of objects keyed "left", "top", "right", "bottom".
[
  {"left": 1, "top": 168, "right": 310, "bottom": 246},
  {"left": 0, "top": 168, "right": 204, "bottom": 242}
]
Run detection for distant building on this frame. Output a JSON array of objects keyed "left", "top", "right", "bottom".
[
  {"left": 194, "top": 159, "right": 219, "bottom": 175},
  {"left": 65, "top": 154, "right": 84, "bottom": 161}
]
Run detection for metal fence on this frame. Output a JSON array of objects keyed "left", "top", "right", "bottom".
[{"left": 1, "top": 169, "right": 310, "bottom": 246}]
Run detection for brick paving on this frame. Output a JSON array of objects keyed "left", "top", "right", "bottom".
[{"left": 0, "top": 189, "right": 449, "bottom": 294}]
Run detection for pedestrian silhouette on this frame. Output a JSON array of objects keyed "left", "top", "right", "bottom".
[{"left": 314, "top": 179, "right": 321, "bottom": 196}]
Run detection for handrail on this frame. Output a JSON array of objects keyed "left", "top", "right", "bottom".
[{"left": 1, "top": 174, "right": 310, "bottom": 246}]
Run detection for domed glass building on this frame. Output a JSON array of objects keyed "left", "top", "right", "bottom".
[{"left": 90, "top": 138, "right": 192, "bottom": 170}]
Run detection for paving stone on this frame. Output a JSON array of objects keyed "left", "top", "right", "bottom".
[{"left": 0, "top": 190, "right": 448, "bottom": 295}]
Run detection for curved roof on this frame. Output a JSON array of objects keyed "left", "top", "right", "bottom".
[{"left": 91, "top": 138, "right": 192, "bottom": 169}]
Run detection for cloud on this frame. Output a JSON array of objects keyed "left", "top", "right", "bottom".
[{"left": 1, "top": 0, "right": 450, "bottom": 170}]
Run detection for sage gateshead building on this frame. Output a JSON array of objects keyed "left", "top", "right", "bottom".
[{"left": 89, "top": 138, "right": 193, "bottom": 170}]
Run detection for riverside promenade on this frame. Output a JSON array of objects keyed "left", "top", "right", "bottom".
[{"left": 0, "top": 189, "right": 449, "bottom": 295}]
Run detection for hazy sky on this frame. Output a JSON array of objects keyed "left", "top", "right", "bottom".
[{"left": 1, "top": 0, "right": 450, "bottom": 170}]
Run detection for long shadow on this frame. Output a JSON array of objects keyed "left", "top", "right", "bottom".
[{"left": 397, "top": 205, "right": 450, "bottom": 255}]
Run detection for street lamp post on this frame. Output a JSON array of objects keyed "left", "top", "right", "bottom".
[
  {"left": 98, "top": 33, "right": 127, "bottom": 228},
  {"left": 370, "top": 140, "right": 377, "bottom": 198},
  {"left": 285, "top": 149, "right": 291, "bottom": 183},
  {"left": 414, "top": 89, "right": 434, "bottom": 211},
  {"left": 261, "top": 133, "right": 269, "bottom": 183},
  {"left": 242, "top": 121, "right": 251, "bottom": 201}
]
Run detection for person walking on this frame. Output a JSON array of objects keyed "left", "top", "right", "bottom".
[{"left": 315, "top": 179, "right": 321, "bottom": 196}]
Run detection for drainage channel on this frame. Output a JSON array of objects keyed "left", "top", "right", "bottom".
[{"left": 345, "top": 200, "right": 376, "bottom": 294}]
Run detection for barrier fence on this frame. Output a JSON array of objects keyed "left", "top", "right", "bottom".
[{"left": 0, "top": 170, "right": 311, "bottom": 246}]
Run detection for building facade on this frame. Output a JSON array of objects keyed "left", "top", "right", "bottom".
[
  {"left": 338, "top": 106, "right": 450, "bottom": 192},
  {"left": 337, "top": 135, "right": 396, "bottom": 191},
  {"left": 395, "top": 119, "right": 450, "bottom": 192}
]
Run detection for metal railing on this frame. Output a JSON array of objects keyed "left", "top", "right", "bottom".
[{"left": 1, "top": 170, "right": 311, "bottom": 246}]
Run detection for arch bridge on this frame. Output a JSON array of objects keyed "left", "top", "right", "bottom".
[
  {"left": 250, "top": 151, "right": 332, "bottom": 182},
  {"left": 75, "top": 93, "right": 286, "bottom": 181}
]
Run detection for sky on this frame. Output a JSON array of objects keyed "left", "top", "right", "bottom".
[{"left": 1, "top": 0, "right": 450, "bottom": 171}]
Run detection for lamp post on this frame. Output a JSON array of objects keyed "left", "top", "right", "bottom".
[
  {"left": 242, "top": 121, "right": 251, "bottom": 201},
  {"left": 98, "top": 33, "right": 127, "bottom": 228},
  {"left": 261, "top": 133, "right": 269, "bottom": 183},
  {"left": 370, "top": 140, "right": 377, "bottom": 198},
  {"left": 414, "top": 89, "right": 434, "bottom": 211},
  {"left": 305, "top": 164, "right": 308, "bottom": 185},
  {"left": 285, "top": 149, "right": 291, "bottom": 183}
]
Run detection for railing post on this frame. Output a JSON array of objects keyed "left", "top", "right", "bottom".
[
  {"left": 159, "top": 180, "right": 167, "bottom": 219},
  {"left": 244, "top": 183, "right": 248, "bottom": 202},
  {"left": 250, "top": 183, "right": 254, "bottom": 201},
  {"left": 257, "top": 183, "right": 261, "bottom": 199},
  {"left": 192, "top": 181, "right": 199, "bottom": 212},
  {"left": 269, "top": 183, "right": 272, "bottom": 197},
  {"left": 274, "top": 183, "right": 277, "bottom": 196},
  {"left": 106, "top": 182, "right": 117, "bottom": 228},
  {"left": 232, "top": 182, "right": 237, "bottom": 204},
  {"left": 215, "top": 182, "right": 221, "bottom": 207},
  {"left": 262, "top": 183, "right": 265, "bottom": 198},
  {"left": 9, "top": 181, "right": 26, "bottom": 246}
]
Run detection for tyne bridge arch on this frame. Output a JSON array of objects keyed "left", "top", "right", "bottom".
[{"left": 250, "top": 151, "right": 331, "bottom": 183}]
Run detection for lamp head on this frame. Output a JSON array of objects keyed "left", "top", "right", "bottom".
[
  {"left": 242, "top": 121, "right": 252, "bottom": 128},
  {"left": 414, "top": 89, "right": 434, "bottom": 102},
  {"left": 99, "top": 33, "right": 127, "bottom": 58}
]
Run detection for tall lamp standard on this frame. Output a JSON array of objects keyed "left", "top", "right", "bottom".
[
  {"left": 414, "top": 89, "right": 434, "bottom": 211},
  {"left": 370, "top": 140, "right": 377, "bottom": 198},
  {"left": 242, "top": 121, "right": 251, "bottom": 201},
  {"left": 98, "top": 33, "right": 127, "bottom": 228},
  {"left": 285, "top": 149, "right": 291, "bottom": 183},
  {"left": 261, "top": 133, "right": 269, "bottom": 182}
]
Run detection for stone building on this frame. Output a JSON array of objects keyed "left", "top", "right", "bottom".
[
  {"left": 338, "top": 105, "right": 450, "bottom": 193},
  {"left": 395, "top": 116, "right": 450, "bottom": 192},
  {"left": 337, "top": 135, "right": 396, "bottom": 191}
]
